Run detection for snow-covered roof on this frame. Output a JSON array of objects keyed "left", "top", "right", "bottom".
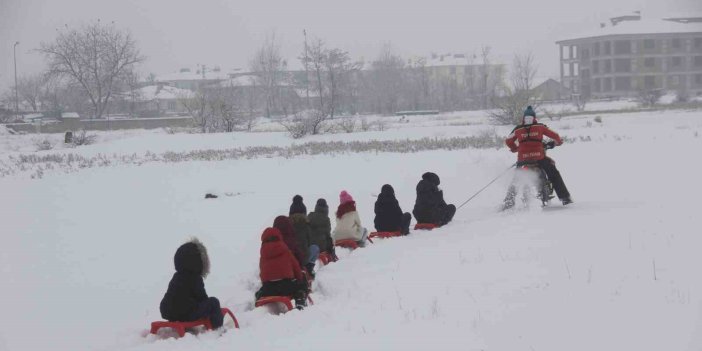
[
  {"left": 558, "top": 14, "right": 702, "bottom": 43},
  {"left": 425, "top": 53, "right": 475, "bottom": 67},
  {"left": 61, "top": 112, "right": 80, "bottom": 119},
  {"left": 154, "top": 66, "right": 244, "bottom": 82},
  {"left": 131, "top": 85, "right": 194, "bottom": 100},
  {"left": 212, "top": 75, "right": 262, "bottom": 88}
]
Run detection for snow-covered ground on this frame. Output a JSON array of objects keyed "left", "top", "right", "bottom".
[{"left": 1, "top": 108, "right": 702, "bottom": 351}]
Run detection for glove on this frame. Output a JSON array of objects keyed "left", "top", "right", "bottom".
[{"left": 509, "top": 147, "right": 517, "bottom": 153}]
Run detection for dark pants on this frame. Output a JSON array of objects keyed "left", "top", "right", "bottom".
[
  {"left": 535, "top": 158, "right": 570, "bottom": 200},
  {"left": 441, "top": 205, "right": 457, "bottom": 225},
  {"left": 256, "top": 279, "right": 308, "bottom": 302},
  {"left": 400, "top": 213, "right": 412, "bottom": 235},
  {"left": 189, "top": 297, "right": 223, "bottom": 329}
]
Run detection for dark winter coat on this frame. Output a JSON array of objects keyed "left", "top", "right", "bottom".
[
  {"left": 308, "top": 201, "right": 333, "bottom": 253},
  {"left": 259, "top": 227, "right": 304, "bottom": 283},
  {"left": 413, "top": 172, "right": 448, "bottom": 224},
  {"left": 289, "top": 213, "right": 312, "bottom": 264},
  {"left": 273, "top": 216, "right": 305, "bottom": 267},
  {"left": 374, "top": 184, "right": 405, "bottom": 232},
  {"left": 160, "top": 238, "right": 211, "bottom": 321}
]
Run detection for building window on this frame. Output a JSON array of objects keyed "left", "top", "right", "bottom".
[
  {"left": 593, "top": 78, "right": 601, "bottom": 92},
  {"left": 696, "top": 38, "right": 702, "bottom": 49},
  {"left": 644, "top": 76, "right": 655, "bottom": 88},
  {"left": 644, "top": 57, "right": 655, "bottom": 67},
  {"left": 670, "top": 75, "right": 680, "bottom": 86},
  {"left": 671, "top": 38, "right": 681, "bottom": 49},
  {"left": 615, "top": 76, "right": 631, "bottom": 90},
  {"left": 614, "top": 58, "right": 631, "bottom": 73},
  {"left": 603, "top": 60, "right": 612, "bottom": 73},
  {"left": 671, "top": 56, "right": 683, "bottom": 67},
  {"left": 592, "top": 60, "right": 600, "bottom": 74},
  {"left": 614, "top": 40, "right": 632, "bottom": 55},
  {"left": 696, "top": 74, "right": 702, "bottom": 85},
  {"left": 643, "top": 39, "right": 655, "bottom": 49},
  {"left": 603, "top": 41, "right": 612, "bottom": 55},
  {"left": 695, "top": 56, "right": 702, "bottom": 67},
  {"left": 449, "top": 66, "right": 456, "bottom": 75},
  {"left": 603, "top": 77, "right": 612, "bottom": 92},
  {"left": 581, "top": 48, "right": 590, "bottom": 59},
  {"left": 593, "top": 42, "right": 601, "bottom": 56}
]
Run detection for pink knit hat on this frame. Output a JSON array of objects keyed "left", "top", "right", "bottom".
[{"left": 339, "top": 190, "right": 354, "bottom": 204}]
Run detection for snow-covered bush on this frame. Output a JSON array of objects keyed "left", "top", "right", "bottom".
[
  {"left": 33, "top": 138, "right": 54, "bottom": 151},
  {"left": 636, "top": 88, "right": 663, "bottom": 107},
  {"left": 2, "top": 134, "right": 509, "bottom": 178},
  {"left": 279, "top": 109, "right": 328, "bottom": 138},
  {"left": 71, "top": 130, "right": 97, "bottom": 146},
  {"left": 337, "top": 117, "right": 357, "bottom": 133}
]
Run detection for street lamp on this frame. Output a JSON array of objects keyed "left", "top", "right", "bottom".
[{"left": 13, "top": 41, "right": 20, "bottom": 120}]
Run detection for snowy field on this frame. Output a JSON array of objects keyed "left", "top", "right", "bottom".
[{"left": 2, "top": 108, "right": 702, "bottom": 351}]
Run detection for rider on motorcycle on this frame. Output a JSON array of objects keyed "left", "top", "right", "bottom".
[{"left": 505, "top": 106, "right": 573, "bottom": 205}]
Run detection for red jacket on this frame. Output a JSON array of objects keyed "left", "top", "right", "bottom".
[
  {"left": 259, "top": 227, "right": 304, "bottom": 283},
  {"left": 505, "top": 123, "right": 563, "bottom": 162}
]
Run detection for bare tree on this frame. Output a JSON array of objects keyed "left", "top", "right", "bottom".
[
  {"left": 16, "top": 74, "right": 46, "bottom": 112},
  {"left": 368, "top": 43, "right": 405, "bottom": 114},
  {"left": 490, "top": 53, "right": 539, "bottom": 125},
  {"left": 250, "top": 33, "right": 286, "bottom": 118},
  {"left": 39, "top": 21, "right": 144, "bottom": 119},
  {"left": 325, "top": 48, "right": 361, "bottom": 118},
  {"left": 478, "top": 46, "right": 500, "bottom": 110},
  {"left": 179, "top": 91, "right": 210, "bottom": 133}
]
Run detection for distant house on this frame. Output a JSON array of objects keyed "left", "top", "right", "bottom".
[
  {"left": 120, "top": 84, "right": 194, "bottom": 117},
  {"left": 422, "top": 53, "right": 505, "bottom": 92},
  {"left": 533, "top": 78, "right": 571, "bottom": 101},
  {"left": 154, "top": 65, "right": 245, "bottom": 91},
  {"left": 556, "top": 12, "right": 702, "bottom": 98}
]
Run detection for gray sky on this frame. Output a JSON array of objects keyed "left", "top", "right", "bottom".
[{"left": 1, "top": 0, "right": 700, "bottom": 90}]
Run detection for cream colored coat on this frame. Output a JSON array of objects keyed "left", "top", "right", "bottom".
[{"left": 333, "top": 211, "right": 364, "bottom": 241}]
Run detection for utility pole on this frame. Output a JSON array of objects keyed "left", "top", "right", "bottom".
[
  {"left": 13, "top": 41, "right": 20, "bottom": 119},
  {"left": 303, "top": 29, "right": 310, "bottom": 108}
]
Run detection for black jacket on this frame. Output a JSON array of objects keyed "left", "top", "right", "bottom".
[
  {"left": 374, "top": 184, "right": 404, "bottom": 232},
  {"left": 290, "top": 213, "right": 311, "bottom": 263},
  {"left": 160, "top": 239, "right": 211, "bottom": 321},
  {"left": 412, "top": 172, "right": 448, "bottom": 224},
  {"left": 308, "top": 204, "right": 333, "bottom": 253}
]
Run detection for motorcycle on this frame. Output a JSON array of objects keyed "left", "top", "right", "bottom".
[{"left": 501, "top": 141, "right": 556, "bottom": 210}]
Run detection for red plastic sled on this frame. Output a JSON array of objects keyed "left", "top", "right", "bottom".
[
  {"left": 414, "top": 223, "right": 439, "bottom": 230},
  {"left": 369, "top": 231, "right": 402, "bottom": 239},
  {"left": 318, "top": 251, "right": 334, "bottom": 265},
  {"left": 255, "top": 295, "right": 315, "bottom": 313},
  {"left": 150, "top": 307, "right": 239, "bottom": 337},
  {"left": 335, "top": 236, "right": 374, "bottom": 250}
]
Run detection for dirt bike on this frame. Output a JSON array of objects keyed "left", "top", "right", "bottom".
[{"left": 501, "top": 141, "right": 556, "bottom": 210}]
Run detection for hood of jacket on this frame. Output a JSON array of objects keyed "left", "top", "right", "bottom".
[
  {"left": 378, "top": 184, "right": 398, "bottom": 202},
  {"left": 260, "top": 227, "right": 289, "bottom": 259},
  {"left": 314, "top": 198, "right": 329, "bottom": 216},
  {"left": 289, "top": 213, "right": 309, "bottom": 225},
  {"left": 422, "top": 172, "right": 440, "bottom": 186},
  {"left": 174, "top": 237, "right": 210, "bottom": 278},
  {"left": 273, "top": 215, "right": 296, "bottom": 242},
  {"left": 336, "top": 201, "right": 357, "bottom": 219}
]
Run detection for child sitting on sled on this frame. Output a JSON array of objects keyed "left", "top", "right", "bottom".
[
  {"left": 256, "top": 227, "right": 310, "bottom": 310},
  {"left": 160, "top": 238, "right": 224, "bottom": 329}
]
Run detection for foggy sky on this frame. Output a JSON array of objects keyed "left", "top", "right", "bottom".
[{"left": 1, "top": 0, "right": 700, "bottom": 90}]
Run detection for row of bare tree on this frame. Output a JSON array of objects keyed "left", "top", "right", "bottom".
[{"left": 1, "top": 21, "right": 544, "bottom": 129}]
